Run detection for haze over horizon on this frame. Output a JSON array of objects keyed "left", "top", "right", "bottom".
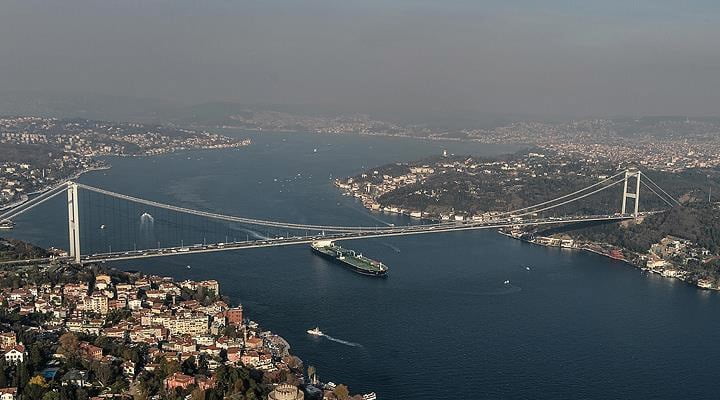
[{"left": 1, "top": 0, "right": 719, "bottom": 118}]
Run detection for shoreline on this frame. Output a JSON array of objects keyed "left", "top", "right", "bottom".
[
  {"left": 497, "top": 230, "right": 719, "bottom": 292},
  {"left": 0, "top": 164, "right": 111, "bottom": 212},
  {"left": 0, "top": 141, "right": 251, "bottom": 212},
  {"left": 208, "top": 124, "right": 533, "bottom": 146}
]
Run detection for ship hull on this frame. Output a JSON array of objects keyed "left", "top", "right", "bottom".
[{"left": 311, "top": 246, "right": 388, "bottom": 277}]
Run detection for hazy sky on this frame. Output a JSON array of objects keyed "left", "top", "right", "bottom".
[{"left": 1, "top": 0, "right": 719, "bottom": 117}]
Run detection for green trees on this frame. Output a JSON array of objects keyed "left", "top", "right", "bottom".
[
  {"left": 89, "top": 361, "right": 118, "bottom": 387},
  {"left": 42, "top": 392, "right": 60, "bottom": 400},
  {"left": 207, "top": 364, "right": 265, "bottom": 399},
  {"left": 191, "top": 387, "right": 206, "bottom": 400},
  {"left": 0, "top": 357, "right": 8, "bottom": 388},
  {"left": 104, "top": 309, "right": 132, "bottom": 326},
  {"left": 23, "top": 375, "right": 49, "bottom": 399}
]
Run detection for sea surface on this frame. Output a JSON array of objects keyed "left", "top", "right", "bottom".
[{"left": 8, "top": 131, "right": 720, "bottom": 399}]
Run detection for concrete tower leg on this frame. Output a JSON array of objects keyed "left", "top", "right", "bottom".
[
  {"left": 621, "top": 170, "right": 641, "bottom": 218},
  {"left": 67, "top": 182, "right": 81, "bottom": 263}
]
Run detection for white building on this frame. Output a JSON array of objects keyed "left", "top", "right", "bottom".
[{"left": 4, "top": 345, "right": 25, "bottom": 364}]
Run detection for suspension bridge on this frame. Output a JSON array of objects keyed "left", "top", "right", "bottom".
[{"left": 0, "top": 169, "right": 680, "bottom": 264}]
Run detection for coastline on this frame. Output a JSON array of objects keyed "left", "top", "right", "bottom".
[
  {"left": 0, "top": 141, "right": 250, "bottom": 212},
  {"left": 333, "top": 164, "right": 719, "bottom": 294},
  {"left": 207, "top": 124, "right": 532, "bottom": 146},
  {"left": 497, "top": 230, "right": 719, "bottom": 292},
  {"left": 0, "top": 164, "right": 111, "bottom": 212}
]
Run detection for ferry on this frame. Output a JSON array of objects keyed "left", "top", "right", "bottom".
[{"left": 307, "top": 327, "right": 323, "bottom": 336}]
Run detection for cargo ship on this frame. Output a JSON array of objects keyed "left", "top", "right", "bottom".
[{"left": 311, "top": 240, "right": 388, "bottom": 277}]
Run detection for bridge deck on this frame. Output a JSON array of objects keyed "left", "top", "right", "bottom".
[{"left": 80, "top": 214, "right": 645, "bottom": 263}]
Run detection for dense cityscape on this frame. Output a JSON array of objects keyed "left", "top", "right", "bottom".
[
  {"left": 0, "top": 260, "right": 365, "bottom": 400},
  {"left": 210, "top": 111, "right": 720, "bottom": 171}
]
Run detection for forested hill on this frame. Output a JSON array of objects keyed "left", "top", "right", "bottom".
[
  {"left": 0, "top": 237, "right": 49, "bottom": 261},
  {"left": 546, "top": 203, "right": 720, "bottom": 253}
]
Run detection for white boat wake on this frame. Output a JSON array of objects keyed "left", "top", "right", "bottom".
[
  {"left": 324, "top": 335, "right": 363, "bottom": 347},
  {"left": 382, "top": 243, "right": 401, "bottom": 253},
  {"left": 316, "top": 333, "right": 363, "bottom": 347}
]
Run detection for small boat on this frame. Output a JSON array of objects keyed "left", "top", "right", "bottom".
[
  {"left": 186, "top": 265, "right": 191, "bottom": 269},
  {"left": 504, "top": 280, "right": 510, "bottom": 285},
  {"left": 100, "top": 224, "right": 106, "bottom": 229},
  {"left": 525, "top": 266, "right": 531, "bottom": 271},
  {"left": 0, "top": 220, "right": 15, "bottom": 230},
  {"left": 307, "top": 327, "right": 323, "bottom": 336},
  {"left": 362, "top": 393, "right": 377, "bottom": 400}
]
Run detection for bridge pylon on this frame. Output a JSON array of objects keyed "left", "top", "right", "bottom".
[
  {"left": 621, "top": 169, "right": 641, "bottom": 217},
  {"left": 67, "top": 181, "right": 81, "bottom": 263}
]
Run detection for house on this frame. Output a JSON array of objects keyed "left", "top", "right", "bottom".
[
  {"left": 94, "top": 275, "right": 111, "bottom": 290},
  {"left": 8, "top": 289, "right": 32, "bottom": 302},
  {"left": 128, "top": 299, "right": 143, "bottom": 310},
  {"left": 4, "top": 344, "right": 25, "bottom": 364},
  {"left": 164, "top": 372, "right": 194, "bottom": 390},
  {"left": 122, "top": 361, "right": 135, "bottom": 377},
  {"left": 61, "top": 370, "right": 89, "bottom": 387},
  {"left": 240, "top": 351, "right": 259, "bottom": 367},
  {"left": 79, "top": 342, "right": 103, "bottom": 360},
  {"left": 198, "top": 280, "right": 219, "bottom": 294},
  {"left": 245, "top": 336, "right": 262, "bottom": 349},
  {"left": 199, "top": 344, "right": 221, "bottom": 358},
  {"left": 226, "top": 347, "right": 242, "bottom": 364},
  {"left": 0, "top": 387, "right": 17, "bottom": 400},
  {"left": 196, "top": 375, "right": 216, "bottom": 391},
  {"left": 0, "top": 332, "right": 16, "bottom": 349}
]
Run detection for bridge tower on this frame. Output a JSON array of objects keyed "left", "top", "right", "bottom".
[
  {"left": 621, "top": 170, "right": 641, "bottom": 217},
  {"left": 67, "top": 182, "right": 81, "bottom": 263}
]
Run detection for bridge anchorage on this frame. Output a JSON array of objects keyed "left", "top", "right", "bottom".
[{"left": 0, "top": 169, "right": 680, "bottom": 264}]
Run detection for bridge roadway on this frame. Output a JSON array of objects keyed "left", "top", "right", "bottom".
[{"left": 79, "top": 213, "right": 647, "bottom": 263}]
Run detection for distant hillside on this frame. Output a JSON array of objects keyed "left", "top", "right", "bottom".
[{"left": 0, "top": 90, "right": 181, "bottom": 123}]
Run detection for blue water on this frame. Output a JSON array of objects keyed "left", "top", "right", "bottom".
[{"left": 7, "top": 131, "right": 720, "bottom": 399}]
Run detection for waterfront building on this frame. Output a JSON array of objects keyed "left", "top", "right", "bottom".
[
  {"left": 268, "top": 384, "right": 304, "bottom": 400},
  {"left": 227, "top": 306, "right": 243, "bottom": 326}
]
